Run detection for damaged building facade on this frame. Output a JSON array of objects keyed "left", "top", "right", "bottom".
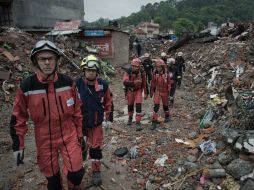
[{"left": 0, "top": 0, "right": 84, "bottom": 29}]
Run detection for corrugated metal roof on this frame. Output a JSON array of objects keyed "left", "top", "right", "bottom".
[{"left": 45, "top": 29, "right": 81, "bottom": 36}]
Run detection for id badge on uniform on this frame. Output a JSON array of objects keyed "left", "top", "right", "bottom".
[{"left": 66, "top": 97, "right": 74, "bottom": 107}]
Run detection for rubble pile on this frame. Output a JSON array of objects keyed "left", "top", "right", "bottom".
[
  {"left": 177, "top": 25, "right": 254, "bottom": 189},
  {"left": 126, "top": 23, "right": 254, "bottom": 189}
]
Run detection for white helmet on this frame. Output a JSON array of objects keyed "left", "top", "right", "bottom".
[
  {"left": 161, "top": 52, "right": 166, "bottom": 57},
  {"left": 178, "top": 52, "right": 183, "bottom": 57},
  {"left": 144, "top": 53, "right": 150, "bottom": 58},
  {"left": 167, "top": 58, "right": 175, "bottom": 64}
]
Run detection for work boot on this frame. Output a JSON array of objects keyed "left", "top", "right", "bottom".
[
  {"left": 150, "top": 121, "right": 157, "bottom": 130},
  {"left": 136, "top": 122, "right": 142, "bottom": 131},
  {"left": 164, "top": 116, "right": 171, "bottom": 123},
  {"left": 127, "top": 116, "right": 133, "bottom": 125},
  {"left": 92, "top": 171, "right": 102, "bottom": 186}
]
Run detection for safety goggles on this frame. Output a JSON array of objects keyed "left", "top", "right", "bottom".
[
  {"left": 85, "top": 60, "right": 99, "bottom": 69},
  {"left": 33, "top": 40, "right": 58, "bottom": 52}
]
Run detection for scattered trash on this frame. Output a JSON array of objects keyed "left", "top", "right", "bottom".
[
  {"left": 199, "top": 140, "right": 216, "bottom": 153},
  {"left": 199, "top": 107, "right": 214, "bottom": 128},
  {"left": 154, "top": 154, "right": 168, "bottom": 167},
  {"left": 129, "top": 145, "right": 138, "bottom": 159},
  {"left": 114, "top": 147, "right": 128, "bottom": 157},
  {"left": 0, "top": 70, "right": 11, "bottom": 80},
  {"left": 175, "top": 138, "right": 191, "bottom": 145}
]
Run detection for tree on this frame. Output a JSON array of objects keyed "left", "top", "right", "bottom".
[{"left": 173, "top": 18, "right": 195, "bottom": 36}]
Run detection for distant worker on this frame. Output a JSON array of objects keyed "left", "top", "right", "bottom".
[
  {"left": 150, "top": 58, "right": 173, "bottom": 130},
  {"left": 10, "top": 40, "right": 84, "bottom": 190},
  {"left": 141, "top": 53, "right": 153, "bottom": 85},
  {"left": 167, "top": 58, "right": 180, "bottom": 105},
  {"left": 160, "top": 52, "right": 167, "bottom": 64},
  {"left": 123, "top": 58, "right": 148, "bottom": 131},
  {"left": 133, "top": 39, "right": 142, "bottom": 57},
  {"left": 175, "top": 52, "right": 186, "bottom": 88},
  {"left": 76, "top": 55, "right": 113, "bottom": 186}
]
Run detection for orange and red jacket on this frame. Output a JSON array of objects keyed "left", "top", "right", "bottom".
[
  {"left": 10, "top": 72, "right": 83, "bottom": 151},
  {"left": 150, "top": 71, "right": 173, "bottom": 97},
  {"left": 123, "top": 69, "right": 148, "bottom": 95}
]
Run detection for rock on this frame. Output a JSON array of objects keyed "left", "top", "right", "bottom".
[
  {"left": 226, "top": 159, "right": 253, "bottom": 180},
  {"left": 209, "top": 161, "right": 222, "bottom": 169},
  {"left": 218, "top": 151, "right": 235, "bottom": 165},
  {"left": 194, "top": 186, "right": 204, "bottom": 190},
  {"left": 207, "top": 169, "right": 226, "bottom": 178},
  {"left": 188, "top": 148, "right": 199, "bottom": 157},
  {"left": 154, "top": 176, "right": 162, "bottom": 184},
  {"left": 184, "top": 162, "right": 198, "bottom": 170},
  {"left": 243, "top": 134, "right": 254, "bottom": 153},
  {"left": 189, "top": 131, "right": 198, "bottom": 139},
  {"left": 219, "top": 127, "right": 240, "bottom": 144},
  {"left": 221, "top": 175, "right": 240, "bottom": 190},
  {"left": 114, "top": 147, "right": 128, "bottom": 157},
  {"left": 145, "top": 180, "right": 157, "bottom": 190},
  {"left": 216, "top": 140, "right": 227, "bottom": 149},
  {"left": 136, "top": 177, "right": 145, "bottom": 186},
  {"left": 187, "top": 155, "right": 197, "bottom": 162},
  {"left": 148, "top": 174, "right": 155, "bottom": 182},
  {"left": 235, "top": 136, "right": 244, "bottom": 151},
  {"left": 240, "top": 178, "right": 254, "bottom": 190}
]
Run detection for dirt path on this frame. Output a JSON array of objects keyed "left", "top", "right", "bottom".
[{"left": 0, "top": 71, "right": 205, "bottom": 190}]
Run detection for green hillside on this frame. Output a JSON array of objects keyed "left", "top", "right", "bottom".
[{"left": 117, "top": 0, "right": 254, "bottom": 34}]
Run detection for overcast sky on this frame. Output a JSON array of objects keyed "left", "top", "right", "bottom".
[{"left": 84, "top": 0, "right": 166, "bottom": 22}]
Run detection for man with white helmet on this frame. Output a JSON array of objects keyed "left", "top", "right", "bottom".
[
  {"left": 175, "top": 52, "right": 186, "bottom": 88},
  {"left": 160, "top": 52, "right": 167, "bottom": 64},
  {"left": 10, "top": 40, "right": 84, "bottom": 189}
]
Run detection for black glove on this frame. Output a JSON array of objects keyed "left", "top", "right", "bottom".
[
  {"left": 124, "top": 81, "right": 134, "bottom": 88},
  {"left": 13, "top": 149, "right": 24, "bottom": 166}
]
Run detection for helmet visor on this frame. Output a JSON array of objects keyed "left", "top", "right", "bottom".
[
  {"left": 33, "top": 40, "right": 58, "bottom": 52},
  {"left": 85, "top": 60, "right": 99, "bottom": 70}
]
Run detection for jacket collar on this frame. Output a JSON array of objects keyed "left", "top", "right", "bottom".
[
  {"left": 84, "top": 78, "right": 100, "bottom": 91},
  {"left": 36, "top": 70, "right": 58, "bottom": 84}
]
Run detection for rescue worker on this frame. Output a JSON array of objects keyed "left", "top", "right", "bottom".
[
  {"left": 167, "top": 58, "right": 180, "bottom": 105},
  {"left": 150, "top": 58, "right": 173, "bottom": 130},
  {"left": 160, "top": 52, "right": 167, "bottom": 64},
  {"left": 141, "top": 53, "right": 153, "bottom": 85},
  {"left": 123, "top": 58, "right": 148, "bottom": 131},
  {"left": 10, "top": 40, "right": 84, "bottom": 190},
  {"left": 76, "top": 55, "right": 113, "bottom": 186},
  {"left": 133, "top": 39, "right": 142, "bottom": 57},
  {"left": 175, "top": 52, "right": 186, "bottom": 88}
]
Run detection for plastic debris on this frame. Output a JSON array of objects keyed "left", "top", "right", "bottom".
[
  {"left": 199, "top": 140, "right": 216, "bottom": 153},
  {"left": 129, "top": 145, "right": 138, "bottom": 159},
  {"left": 154, "top": 154, "right": 168, "bottom": 167}
]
